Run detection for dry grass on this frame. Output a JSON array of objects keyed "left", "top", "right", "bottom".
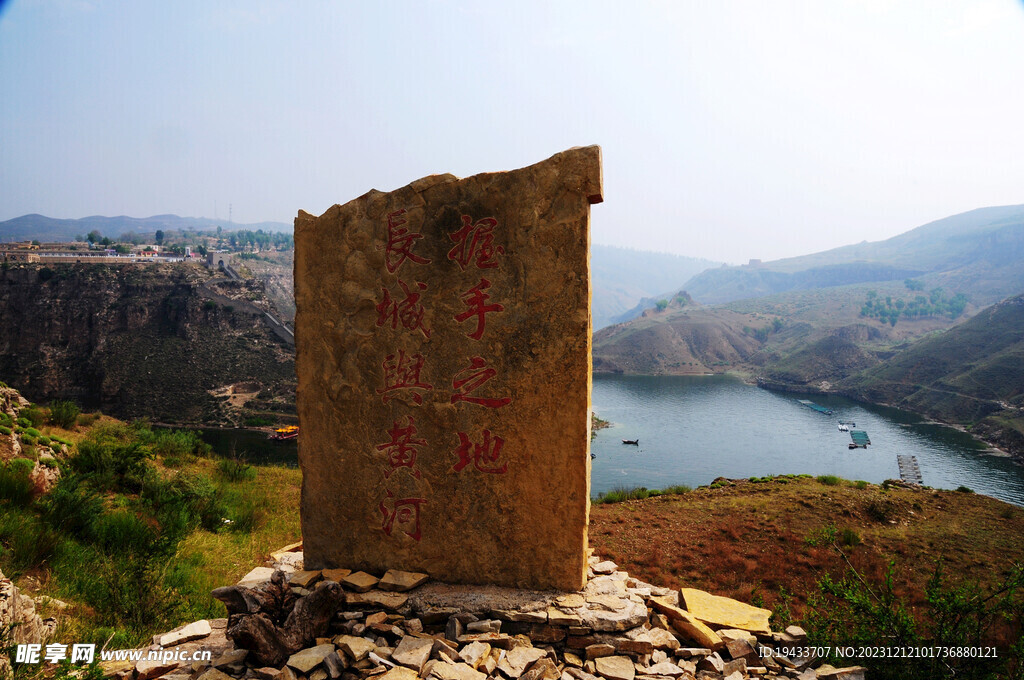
[{"left": 589, "top": 476, "right": 1024, "bottom": 619}]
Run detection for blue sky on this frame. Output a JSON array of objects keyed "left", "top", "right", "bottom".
[{"left": 2, "top": 0, "right": 1023, "bottom": 262}]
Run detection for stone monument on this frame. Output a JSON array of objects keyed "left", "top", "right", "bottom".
[{"left": 294, "top": 146, "right": 602, "bottom": 591}]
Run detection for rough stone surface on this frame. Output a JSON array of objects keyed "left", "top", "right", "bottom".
[
  {"left": 295, "top": 146, "right": 602, "bottom": 590},
  {"left": 649, "top": 597, "right": 723, "bottom": 651},
  {"left": 680, "top": 588, "right": 772, "bottom": 635},
  {"left": 392, "top": 636, "right": 434, "bottom": 672},
  {"left": 159, "top": 619, "right": 213, "bottom": 647},
  {"left": 342, "top": 571, "right": 380, "bottom": 593},
  {"left": 238, "top": 567, "right": 277, "bottom": 587},
  {"left": 287, "top": 644, "right": 336, "bottom": 673},
  {"left": 380, "top": 569, "right": 431, "bottom": 592},
  {"left": 594, "top": 656, "right": 635, "bottom": 680}
]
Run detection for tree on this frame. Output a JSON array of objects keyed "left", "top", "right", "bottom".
[
  {"left": 87, "top": 230, "right": 102, "bottom": 244},
  {"left": 100, "top": 236, "right": 111, "bottom": 247},
  {"left": 155, "top": 229, "right": 165, "bottom": 245}
]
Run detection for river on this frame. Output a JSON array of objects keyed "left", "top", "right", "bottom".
[{"left": 590, "top": 374, "right": 1024, "bottom": 506}]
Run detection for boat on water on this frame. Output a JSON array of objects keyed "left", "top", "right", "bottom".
[
  {"left": 622, "top": 439, "right": 639, "bottom": 445},
  {"left": 838, "top": 423, "right": 849, "bottom": 432},
  {"left": 269, "top": 425, "right": 299, "bottom": 441}
]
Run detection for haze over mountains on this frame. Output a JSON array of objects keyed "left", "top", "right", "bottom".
[
  {"left": 0, "top": 214, "right": 292, "bottom": 242},
  {"left": 679, "top": 204, "right": 1024, "bottom": 306}
]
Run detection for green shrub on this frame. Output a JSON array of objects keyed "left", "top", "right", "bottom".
[
  {"left": 806, "top": 560, "right": 1024, "bottom": 680},
  {"left": 20, "top": 433, "right": 36, "bottom": 446},
  {"left": 817, "top": 474, "right": 841, "bottom": 486},
  {"left": 217, "top": 457, "right": 256, "bottom": 483},
  {"left": 21, "top": 407, "right": 44, "bottom": 427},
  {"left": 147, "top": 428, "right": 211, "bottom": 462},
  {"left": 0, "top": 459, "right": 36, "bottom": 508},
  {"left": 229, "top": 496, "right": 266, "bottom": 533},
  {"left": 16, "top": 417, "right": 30, "bottom": 428},
  {"left": 840, "top": 528, "right": 861, "bottom": 546},
  {"left": 854, "top": 480, "right": 869, "bottom": 489},
  {"left": 243, "top": 416, "right": 274, "bottom": 427},
  {"left": 956, "top": 485, "right": 974, "bottom": 493},
  {"left": 39, "top": 475, "right": 104, "bottom": 538},
  {"left": 0, "top": 509, "right": 61, "bottom": 577},
  {"left": 867, "top": 498, "right": 896, "bottom": 523},
  {"left": 0, "top": 426, "right": 10, "bottom": 436},
  {"left": 37, "top": 435, "right": 50, "bottom": 446},
  {"left": 0, "top": 412, "right": 12, "bottom": 427},
  {"left": 93, "top": 510, "right": 156, "bottom": 553},
  {"left": 25, "top": 428, "right": 41, "bottom": 438},
  {"left": 49, "top": 400, "right": 81, "bottom": 429}
]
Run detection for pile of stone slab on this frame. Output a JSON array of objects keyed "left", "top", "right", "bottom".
[{"left": 111, "top": 554, "right": 865, "bottom": 680}]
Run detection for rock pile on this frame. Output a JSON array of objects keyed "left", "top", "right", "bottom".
[
  {"left": 115, "top": 554, "right": 866, "bottom": 680},
  {"left": 0, "top": 568, "right": 58, "bottom": 677}
]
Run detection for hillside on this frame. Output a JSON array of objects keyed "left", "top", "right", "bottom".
[
  {"left": 681, "top": 204, "right": 1024, "bottom": 305},
  {"left": 0, "top": 213, "right": 291, "bottom": 243},
  {"left": 591, "top": 245, "right": 719, "bottom": 329},
  {"left": 0, "top": 262, "right": 296, "bottom": 425},
  {"left": 840, "top": 293, "right": 1024, "bottom": 456},
  {"left": 593, "top": 293, "right": 771, "bottom": 374}
]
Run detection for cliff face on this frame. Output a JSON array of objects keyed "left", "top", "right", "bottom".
[{"left": 0, "top": 262, "right": 295, "bottom": 424}]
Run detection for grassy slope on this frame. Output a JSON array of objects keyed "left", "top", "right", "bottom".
[{"left": 590, "top": 477, "right": 1024, "bottom": 623}]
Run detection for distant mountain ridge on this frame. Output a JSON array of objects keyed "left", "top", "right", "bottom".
[
  {"left": 681, "top": 204, "right": 1024, "bottom": 305},
  {"left": 591, "top": 245, "right": 719, "bottom": 329},
  {"left": 0, "top": 213, "right": 292, "bottom": 242}
]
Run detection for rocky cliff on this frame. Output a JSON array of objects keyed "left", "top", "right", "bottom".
[{"left": 0, "top": 262, "right": 295, "bottom": 425}]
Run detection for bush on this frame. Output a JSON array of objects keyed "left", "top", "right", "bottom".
[
  {"left": 0, "top": 509, "right": 61, "bottom": 577},
  {"left": 243, "top": 416, "right": 274, "bottom": 427},
  {"left": 0, "top": 426, "right": 10, "bottom": 436},
  {"left": 49, "top": 400, "right": 81, "bottom": 429},
  {"left": 39, "top": 475, "right": 104, "bottom": 538},
  {"left": 21, "top": 407, "right": 44, "bottom": 427},
  {"left": 956, "top": 485, "right": 974, "bottom": 493},
  {"left": 817, "top": 474, "right": 841, "bottom": 486},
  {"left": 16, "top": 417, "right": 30, "bottom": 428},
  {"left": 806, "top": 559, "right": 1024, "bottom": 680},
  {"left": 147, "top": 428, "right": 211, "bottom": 464},
  {"left": 20, "top": 433, "right": 36, "bottom": 446},
  {"left": 217, "top": 457, "right": 256, "bottom": 483},
  {"left": 0, "top": 459, "right": 36, "bottom": 508},
  {"left": 37, "top": 435, "right": 50, "bottom": 446},
  {"left": 854, "top": 480, "right": 869, "bottom": 489},
  {"left": 840, "top": 528, "right": 861, "bottom": 546}
]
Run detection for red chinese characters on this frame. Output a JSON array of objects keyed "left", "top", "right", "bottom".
[
  {"left": 376, "top": 416, "right": 426, "bottom": 479},
  {"left": 452, "top": 429, "right": 508, "bottom": 474},
  {"left": 377, "top": 350, "right": 433, "bottom": 404},
  {"left": 453, "top": 278, "right": 504, "bottom": 340},
  {"left": 379, "top": 489, "right": 425, "bottom": 541},
  {"left": 377, "top": 280, "right": 431, "bottom": 338},
  {"left": 448, "top": 215, "right": 505, "bottom": 270},
  {"left": 450, "top": 356, "right": 511, "bottom": 408},
  {"left": 380, "top": 209, "right": 431, "bottom": 274}
]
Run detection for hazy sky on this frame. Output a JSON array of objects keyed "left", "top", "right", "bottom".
[{"left": 2, "top": 1, "right": 1023, "bottom": 263}]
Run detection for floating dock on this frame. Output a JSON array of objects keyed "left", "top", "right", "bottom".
[
  {"left": 849, "top": 430, "right": 871, "bottom": 448},
  {"left": 897, "top": 455, "right": 923, "bottom": 485},
  {"left": 797, "top": 399, "right": 834, "bottom": 415}
]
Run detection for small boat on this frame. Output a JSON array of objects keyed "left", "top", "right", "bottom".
[
  {"left": 838, "top": 423, "right": 849, "bottom": 432},
  {"left": 590, "top": 453, "right": 597, "bottom": 459},
  {"left": 270, "top": 425, "right": 299, "bottom": 441},
  {"left": 622, "top": 439, "right": 639, "bottom": 445}
]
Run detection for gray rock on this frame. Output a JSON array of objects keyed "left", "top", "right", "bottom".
[
  {"left": 287, "top": 644, "right": 336, "bottom": 674},
  {"left": 391, "top": 636, "right": 433, "bottom": 673}
]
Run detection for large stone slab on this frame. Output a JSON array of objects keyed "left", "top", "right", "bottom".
[
  {"left": 295, "top": 147, "right": 602, "bottom": 591},
  {"left": 679, "top": 588, "right": 772, "bottom": 635}
]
